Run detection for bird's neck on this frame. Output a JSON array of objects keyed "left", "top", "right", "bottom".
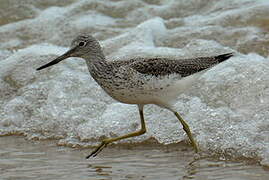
[{"left": 84, "top": 51, "right": 113, "bottom": 81}]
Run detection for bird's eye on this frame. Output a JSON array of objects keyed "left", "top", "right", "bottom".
[{"left": 79, "top": 41, "right": 86, "bottom": 46}]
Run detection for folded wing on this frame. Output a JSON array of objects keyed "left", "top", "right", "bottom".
[{"left": 128, "top": 53, "right": 233, "bottom": 77}]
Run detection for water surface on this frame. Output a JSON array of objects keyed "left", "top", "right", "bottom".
[{"left": 1, "top": 136, "right": 268, "bottom": 180}]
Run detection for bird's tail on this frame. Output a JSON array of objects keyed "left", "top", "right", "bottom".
[{"left": 215, "top": 53, "right": 234, "bottom": 63}]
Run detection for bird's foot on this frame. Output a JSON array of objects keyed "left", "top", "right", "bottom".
[{"left": 86, "top": 140, "right": 109, "bottom": 159}]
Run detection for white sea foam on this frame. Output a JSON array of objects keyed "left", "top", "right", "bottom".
[{"left": 0, "top": 0, "right": 269, "bottom": 165}]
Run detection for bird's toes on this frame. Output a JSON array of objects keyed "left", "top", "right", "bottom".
[{"left": 86, "top": 141, "right": 108, "bottom": 159}]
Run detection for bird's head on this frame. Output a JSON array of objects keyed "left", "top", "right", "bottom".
[{"left": 36, "top": 35, "right": 102, "bottom": 71}]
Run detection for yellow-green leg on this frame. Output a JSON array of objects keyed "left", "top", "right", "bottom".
[
  {"left": 86, "top": 105, "right": 146, "bottom": 158},
  {"left": 174, "top": 112, "right": 199, "bottom": 153}
]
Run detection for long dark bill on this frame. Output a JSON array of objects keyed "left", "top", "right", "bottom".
[{"left": 36, "top": 47, "right": 76, "bottom": 71}]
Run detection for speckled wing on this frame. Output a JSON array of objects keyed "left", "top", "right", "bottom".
[{"left": 128, "top": 53, "right": 233, "bottom": 77}]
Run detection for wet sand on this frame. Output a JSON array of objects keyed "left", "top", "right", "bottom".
[{"left": 1, "top": 136, "right": 268, "bottom": 180}]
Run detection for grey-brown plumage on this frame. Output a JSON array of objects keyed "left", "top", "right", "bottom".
[
  {"left": 117, "top": 53, "right": 233, "bottom": 77},
  {"left": 36, "top": 35, "right": 234, "bottom": 158}
]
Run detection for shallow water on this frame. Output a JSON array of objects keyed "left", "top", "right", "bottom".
[{"left": 1, "top": 136, "right": 268, "bottom": 180}]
